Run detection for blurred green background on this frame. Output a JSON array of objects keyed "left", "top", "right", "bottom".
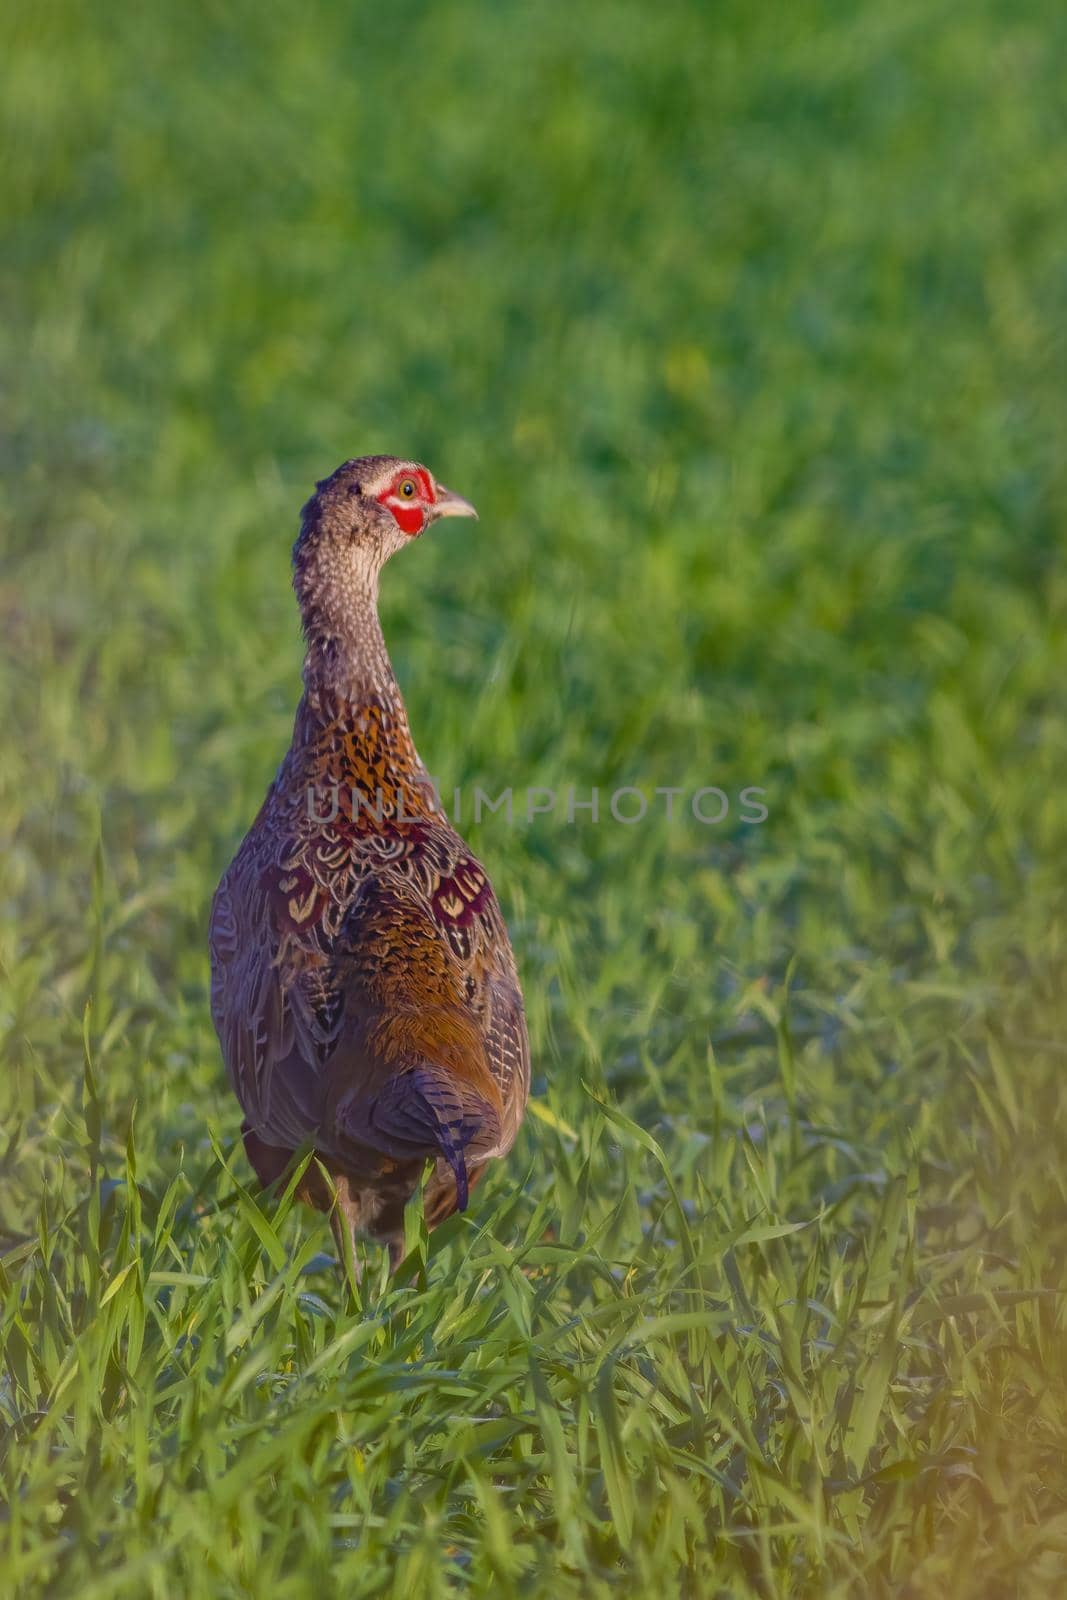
[{"left": 3, "top": 1, "right": 1067, "bottom": 1595}]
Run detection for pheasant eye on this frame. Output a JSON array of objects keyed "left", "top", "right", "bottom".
[{"left": 399, "top": 479, "right": 417, "bottom": 498}]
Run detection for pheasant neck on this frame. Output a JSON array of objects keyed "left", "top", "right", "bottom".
[
  {"left": 302, "top": 577, "right": 389, "bottom": 695},
  {"left": 297, "top": 582, "right": 420, "bottom": 775}
]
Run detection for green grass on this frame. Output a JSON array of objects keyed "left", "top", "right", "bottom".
[{"left": 3, "top": 0, "right": 1067, "bottom": 1593}]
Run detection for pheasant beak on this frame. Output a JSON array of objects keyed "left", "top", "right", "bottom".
[{"left": 430, "top": 484, "right": 479, "bottom": 523}]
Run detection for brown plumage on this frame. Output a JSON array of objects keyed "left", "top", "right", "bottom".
[{"left": 209, "top": 456, "right": 529, "bottom": 1272}]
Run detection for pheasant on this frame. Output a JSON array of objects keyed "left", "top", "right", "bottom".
[{"left": 209, "top": 456, "right": 530, "bottom": 1272}]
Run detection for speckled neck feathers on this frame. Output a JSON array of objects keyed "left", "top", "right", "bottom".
[{"left": 292, "top": 492, "right": 414, "bottom": 757}]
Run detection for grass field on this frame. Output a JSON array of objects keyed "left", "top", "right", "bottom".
[{"left": 3, "top": 0, "right": 1067, "bottom": 1594}]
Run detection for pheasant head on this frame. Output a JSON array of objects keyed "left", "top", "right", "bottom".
[
  {"left": 292, "top": 455, "right": 478, "bottom": 699},
  {"left": 295, "top": 455, "right": 476, "bottom": 584}
]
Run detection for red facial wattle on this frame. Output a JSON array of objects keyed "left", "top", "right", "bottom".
[
  {"left": 390, "top": 501, "right": 426, "bottom": 536},
  {"left": 375, "top": 468, "right": 436, "bottom": 537}
]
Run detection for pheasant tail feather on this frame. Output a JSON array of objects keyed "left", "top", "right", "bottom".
[{"left": 339, "top": 1064, "right": 500, "bottom": 1212}]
